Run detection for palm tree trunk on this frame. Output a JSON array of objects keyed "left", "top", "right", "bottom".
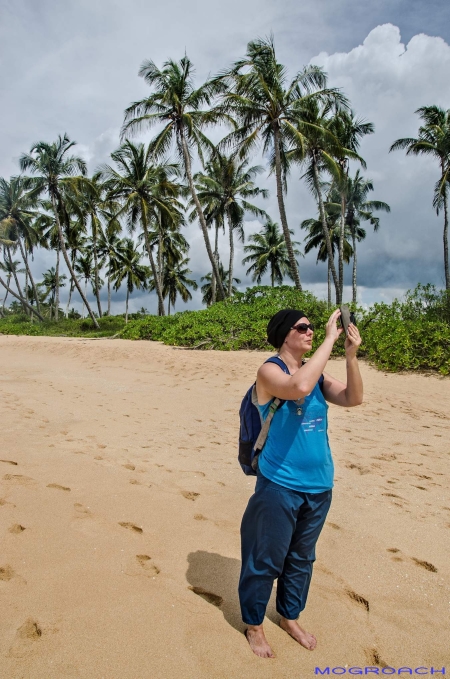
[
  {"left": 140, "top": 212, "right": 165, "bottom": 316},
  {"left": 328, "top": 258, "right": 331, "bottom": 308},
  {"left": 65, "top": 251, "right": 76, "bottom": 318},
  {"left": 50, "top": 193, "right": 99, "bottom": 329},
  {"left": 92, "top": 219, "right": 103, "bottom": 317},
  {"left": 444, "top": 189, "right": 449, "bottom": 291},
  {"left": 2, "top": 273, "right": 11, "bottom": 312},
  {"left": 6, "top": 246, "right": 27, "bottom": 314},
  {"left": 157, "top": 224, "right": 164, "bottom": 316},
  {"left": 227, "top": 210, "right": 234, "bottom": 297},
  {"left": 125, "top": 287, "right": 129, "bottom": 323},
  {"left": 0, "top": 274, "right": 44, "bottom": 321},
  {"left": 352, "top": 230, "right": 357, "bottom": 305},
  {"left": 19, "top": 239, "right": 41, "bottom": 315},
  {"left": 311, "top": 157, "right": 340, "bottom": 301},
  {"left": 274, "top": 126, "right": 302, "bottom": 290},
  {"left": 107, "top": 272, "right": 111, "bottom": 315},
  {"left": 179, "top": 129, "right": 226, "bottom": 300},
  {"left": 338, "top": 192, "right": 346, "bottom": 304},
  {"left": 55, "top": 245, "right": 60, "bottom": 321},
  {"left": 168, "top": 298, "right": 171, "bottom": 316},
  {"left": 211, "top": 219, "right": 219, "bottom": 304}
]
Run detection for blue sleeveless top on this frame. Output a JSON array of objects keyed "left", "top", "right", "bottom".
[{"left": 257, "top": 380, "right": 334, "bottom": 493}]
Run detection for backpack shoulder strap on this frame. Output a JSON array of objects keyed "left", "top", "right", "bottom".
[{"left": 265, "top": 355, "right": 290, "bottom": 374}]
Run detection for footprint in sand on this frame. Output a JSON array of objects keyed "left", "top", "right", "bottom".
[
  {"left": 0, "top": 460, "right": 18, "bottom": 466},
  {"left": 3, "top": 474, "right": 35, "bottom": 486},
  {"left": 327, "top": 522, "right": 341, "bottom": 530},
  {"left": 194, "top": 514, "right": 207, "bottom": 521},
  {"left": 181, "top": 491, "right": 200, "bottom": 501},
  {"left": 119, "top": 522, "right": 143, "bottom": 533},
  {"left": 9, "top": 524, "right": 26, "bottom": 534},
  {"left": 188, "top": 586, "right": 223, "bottom": 607},
  {"left": 136, "top": 554, "right": 160, "bottom": 575},
  {"left": 47, "top": 484, "right": 71, "bottom": 492},
  {"left": 412, "top": 558, "right": 437, "bottom": 573},
  {"left": 73, "top": 503, "right": 92, "bottom": 519},
  {"left": 365, "top": 648, "right": 389, "bottom": 668},
  {"left": 123, "top": 464, "right": 135, "bottom": 470},
  {"left": 8, "top": 618, "right": 43, "bottom": 658},
  {"left": 346, "top": 589, "right": 370, "bottom": 612},
  {"left": 0, "top": 565, "right": 16, "bottom": 581}
]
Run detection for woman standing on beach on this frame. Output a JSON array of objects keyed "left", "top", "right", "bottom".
[{"left": 239, "top": 307, "right": 363, "bottom": 658}]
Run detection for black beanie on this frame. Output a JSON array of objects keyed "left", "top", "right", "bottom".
[{"left": 267, "top": 309, "right": 307, "bottom": 349}]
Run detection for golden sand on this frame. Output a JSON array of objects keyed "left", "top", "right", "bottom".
[{"left": 0, "top": 336, "right": 449, "bottom": 678}]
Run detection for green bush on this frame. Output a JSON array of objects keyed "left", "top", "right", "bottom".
[{"left": 0, "top": 314, "right": 126, "bottom": 338}]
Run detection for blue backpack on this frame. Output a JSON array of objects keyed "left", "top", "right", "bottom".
[{"left": 238, "top": 356, "right": 324, "bottom": 476}]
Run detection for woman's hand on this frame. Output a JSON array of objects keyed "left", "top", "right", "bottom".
[
  {"left": 325, "top": 309, "right": 344, "bottom": 344},
  {"left": 345, "top": 323, "right": 362, "bottom": 357}
]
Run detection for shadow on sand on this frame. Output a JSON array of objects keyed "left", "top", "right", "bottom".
[{"left": 186, "top": 550, "right": 278, "bottom": 633}]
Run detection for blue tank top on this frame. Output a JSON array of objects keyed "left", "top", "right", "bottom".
[{"left": 257, "top": 380, "right": 334, "bottom": 493}]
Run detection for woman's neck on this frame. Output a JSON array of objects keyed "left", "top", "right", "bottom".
[{"left": 277, "top": 348, "right": 305, "bottom": 373}]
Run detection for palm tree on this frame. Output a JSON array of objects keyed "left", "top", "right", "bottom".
[
  {"left": 111, "top": 238, "right": 149, "bottom": 323},
  {"left": 98, "top": 225, "right": 123, "bottom": 316},
  {"left": 0, "top": 176, "right": 42, "bottom": 314},
  {"left": 0, "top": 256, "right": 25, "bottom": 313},
  {"left": 159, "top": 258, "right": 198, "bottom": 314},
  {"left": 390, "top": 106, "right": 450, "bottom": 290},
  {"left": 74, "top": 251, "right": 98, "bottom": 319},
  {"left": 19, "top": 134, "right": 99, "bottom": 327},
  {"left": 243, "top": 219, "right": 299, "bottom": 287},
  {"left": 38, "top": 267, "right": 67, "bottom": 319},
  {"left": 216, "top": 36, "right": 347, "bottom": 290},
  {"left": 121, "top": 56, "right": 229, "bottom": 300},
  {"left": 191, "top": 153, "right": 268, "bottom": 296},
  {"left": 289, "top": 98, "right": 360, "bottom": 303},
  {"left": 200, "top": 263, "right": 241, "bottom": 306},
  {"left": 329, "top": 111, "right": 374, "bottom": 300},
  {"left": 301, "top": 214, "right": 355, "bottom": 307},
  {"left": 100, "top": 141, "right": 183, "bottom": 316},
  {"left": 344, "top": 170, "right": 390, "bottom": 303}
]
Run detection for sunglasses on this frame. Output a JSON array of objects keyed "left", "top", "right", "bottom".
[{"left": 291, "top": 322, "right": 314, "bottom": 334}]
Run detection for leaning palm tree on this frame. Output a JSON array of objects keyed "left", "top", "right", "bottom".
[
  {"left": 111, "top": 237, "right": 149, "bottom": 323},
  {"left": 216, "top": 36, "right": 347, "bottom": 290},
  {"left": 74, "top": 251, "right": 98, "bottom": 319},
  {"left": 159, "top": 258, "right": 198, "bottom": 315},
  {"left": 0, "top": 176, "right": 42, "bottom": 314},
  {"left": 19, "top": 134, "right": 99, "bottom": 327},
  {"left": 38, "top": 267, "right": 67, "bottom": 320},
  {"left": 121, "top": 56, "right": 230, "bottom": 300},
  {"left": 190, "top": 152, "right": 268, "bottom": 296},
  {"left": 200, "top": 263, "right": 241, "bottom": 306},
  {"left": 344, "top": 170, "right": 390, "bottom": 303},
  {"left": 0, "top": 256, "right": 25, "bottom": 313},
  {"left": 243, "top": 219, "right": 300, "bottom": 287},
  {"left": 98, "top": 226, "right": 123, "bottom": 316},
  {"left": 390, "top": 106, "right": 450, "bottom": 290},
  {"left": 100, "top": 141, "right": 183, "bottom": 316}
]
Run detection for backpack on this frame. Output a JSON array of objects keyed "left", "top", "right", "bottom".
[{"left": 238, "top": 356, "right": 324, "bottom": 476}]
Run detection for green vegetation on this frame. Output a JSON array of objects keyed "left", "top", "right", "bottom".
[{"left": 1, "top": 284, "right": 448, "bottom": 374}]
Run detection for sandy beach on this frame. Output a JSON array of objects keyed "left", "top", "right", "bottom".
[{"left": 0, "top": 335, "right": 449, "bottom": 678}]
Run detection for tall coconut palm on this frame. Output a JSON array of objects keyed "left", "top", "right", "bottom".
[
  {"left": 19, "top": 134, "right": 99, "bottom": 327},
  {"left": 216, "top": 36, "right": 347, "bottom": 290},
  {"left": 200, "top": 264, "right": 241, "bottom": 306},
  {"left": 390, "top": 106, "right": 450, "bottom": 290},
  {"left": 301, "top": 214, "right": 355, "bottom": 307},
  {"left": 243, "top": 219, "right": 300, "bottom": 287},
  {"left": 98, "top": 225, "right": 123, "bottom": 316},
  {"left": 74, "top": 251, "right": 100, "bottom": 319},
  {"left": 159, "top": 258, "right": 198, "bottom": 315},
  {"left": 191, "top": 153, "right": 268, "bottom": 295},
  {"left": 38, "top": 267, "right": 67, "bottom": 319},
  {"left": 111, "top": 238, "right": 149, "bottom": 323},
  {"left": 100, "top": 141, "right": 183, "bottom": 316},
  {"left": 121, "top": 56, "right": 230, "bottom": 300},
  {"left": 329, "top": 111, "right": 374, "bottom": 299},
  {"left": 0, "top": 176, "right": 42, "bottom": 314},
  {"left": 344, "top": 170, "right": 390, "bottom": 303}
]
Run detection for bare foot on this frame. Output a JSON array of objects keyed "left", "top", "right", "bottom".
[
  {"left": 245, "top": 625, "right": 275, "bottom": 658},
  {"left": 279, "top": 617, "right": 317, "bottom": 650}
]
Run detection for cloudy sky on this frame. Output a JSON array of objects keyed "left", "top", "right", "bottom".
[{"left": 1, "top": 0, "right": 450, "bottom": 314}]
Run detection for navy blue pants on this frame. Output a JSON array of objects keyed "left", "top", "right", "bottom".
[{"left": 239, "top": 472, "right": 332, "bottom": 625}]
